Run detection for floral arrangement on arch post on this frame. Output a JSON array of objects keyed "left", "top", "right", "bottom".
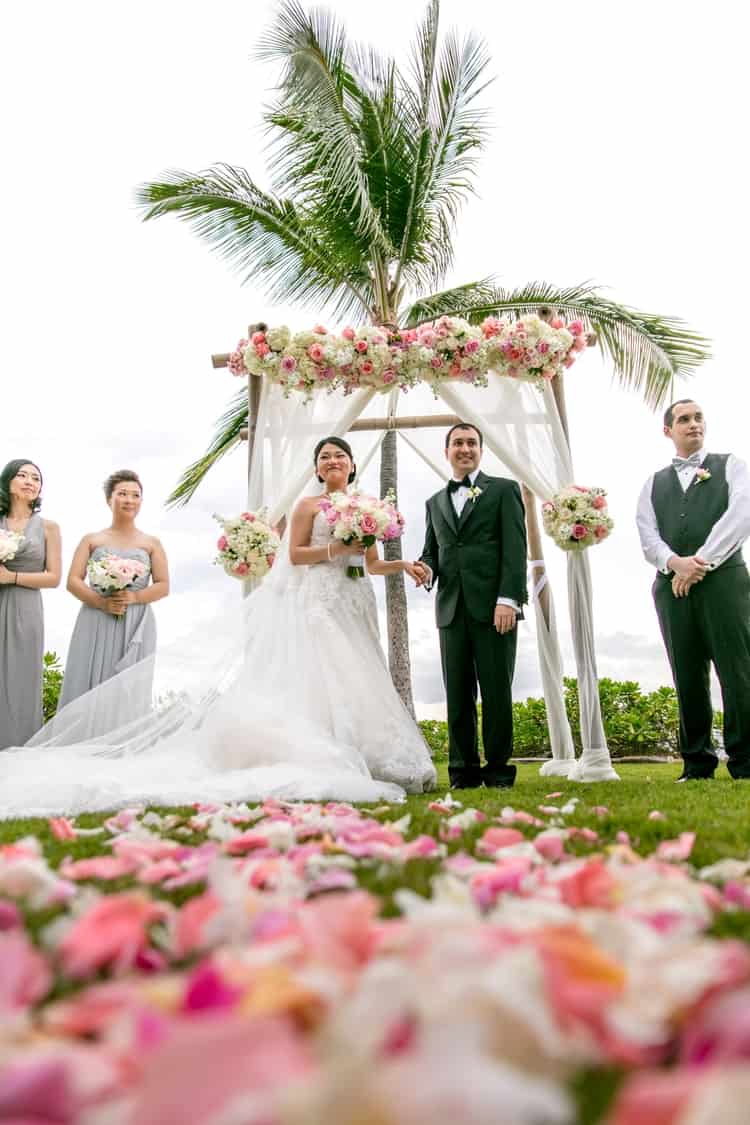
[
  {"left": 227, "top": 314, "right": 590, "bottom": 400},
  {"left": 542, "top": 486, "right": 614, "bottom": 551},
  {"left": 214, "top": 511, "right": 280, "bottom": 580}
]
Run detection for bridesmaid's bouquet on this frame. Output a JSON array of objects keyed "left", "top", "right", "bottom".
[
  {"left": 0, "top": 529, "right": 24, "bottom": 563},
  {"left": 319, "top": 490, "right": 405, "bottom": 578},
  {"left": 214, "top": 510, "right": 280, "bottom": 580},
  {"left": 87, "top": 553, "right": 149, "bottom": 617},
  {"left": 542, "top": 485, "right": 614, "bottom": 551}
]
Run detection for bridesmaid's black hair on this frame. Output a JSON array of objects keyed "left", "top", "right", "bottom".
[
  {"left": 313, "top": 436, "right": 356, "bottom": 484},
  {"left": 104, "top": 470, "right": 143, "bottom": 501},
  {"left": 0, "top": 459, "right": 43, "bottom": 516}
]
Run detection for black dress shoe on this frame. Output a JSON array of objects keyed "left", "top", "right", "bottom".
[
  {"left": 482, "top": 763, "right": 517, "bottom": 789},
  {"left": 676, "top": 772, "right": 715, "bottom": 783},
  {"left": 449, "top": 773, "right": 483, "bottom": 790}
]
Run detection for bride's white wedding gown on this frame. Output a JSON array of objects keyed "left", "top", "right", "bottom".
[{"left": 0, "top": 512, "right": 436, "bottom": 817}]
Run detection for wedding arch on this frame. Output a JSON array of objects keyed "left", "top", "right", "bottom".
[{"left": 213, "top": 317, "right": 617, "bottom": 783}]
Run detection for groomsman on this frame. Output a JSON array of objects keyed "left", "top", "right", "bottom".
[
  {"left": 416, "top": 423, "right": 527, "bottom": 789},
  {"left": 636, "top": 399, "right": 750, "bottom": 780}
]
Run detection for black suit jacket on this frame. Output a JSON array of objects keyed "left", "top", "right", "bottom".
[{"left": 420, "top": 471, "right": 528, "bottom": 627}]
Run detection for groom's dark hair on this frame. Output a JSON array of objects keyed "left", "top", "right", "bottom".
[
  {"left": 445, "top": 422, "right": 483, "bottom": 448},
  {"left": 663, "top": 399, "right": 697, "bottom": 428}
]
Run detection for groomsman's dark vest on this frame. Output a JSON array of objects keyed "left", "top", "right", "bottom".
[{"left": 651, "top": 453, "right": 744, "bottom": 576}]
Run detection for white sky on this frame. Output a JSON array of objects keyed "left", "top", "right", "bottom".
[{"left": 3, "top": 0, "right": 747, "bottom": 716}]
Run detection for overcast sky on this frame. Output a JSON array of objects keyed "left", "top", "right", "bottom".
[{"left": 3, "top": 0, "right": 746, "bottom": 716}]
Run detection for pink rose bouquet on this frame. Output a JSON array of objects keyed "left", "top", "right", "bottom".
[
  {"left": 318, "top": 489, "right": 405, "bottom": 577},
  {"left": 541, "top": 485, "right": 614, "bottom": 551},
  {"left": 87, "top": 553, "right": 150, "bottom": 617},
  {"left": 213, "top": 510, "right": 280, "bottom": 581}
]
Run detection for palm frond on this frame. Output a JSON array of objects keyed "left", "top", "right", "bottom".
[
  {"left": 256, "top": 0, "right": 392, "bottom": 254},
  {"left": 395, "top": 10, "right": 492, "bottom": 293},
  {"left": 136, "top": 164, "right": 374, "bottom": 321},
  {"left": 402, "top": 277, "right": 498, "bottom": 324},
  {"left": 460, "top": 281, "right": 711, "bottom": 408},
  {"left": 167, "top": 389, "right": 248, "bottom": 508}
]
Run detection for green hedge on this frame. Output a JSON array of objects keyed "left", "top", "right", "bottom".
[{"left": 419, "top": 677, "right": 724, "bottom": 760}]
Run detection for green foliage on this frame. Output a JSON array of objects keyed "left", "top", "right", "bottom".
[
  {"left": 42, "top": 651, "right": 64, "bottom": 723},
  {"left": 419, "top": 678, "right": 725, "bottom": 759}
]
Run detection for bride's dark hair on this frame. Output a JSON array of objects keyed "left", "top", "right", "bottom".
[{"left": 313, "top": 436, "right": 356, "bottom": 484}]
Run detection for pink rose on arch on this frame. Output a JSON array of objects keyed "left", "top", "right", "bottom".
[
  {"left": 217, "top": 536, "right": 228, "bottom": 551},
  {"left": 360, "top": 360, "right": 374, "bottom": 375},
  {"left": 280, "top": 356, "right": 297, "bottom": 373},
  {"left": 572, "top": 524, "right": 588, "bottom": 540},
  {"left": 382, "top": 369, "right": 396, "bottom": 384},
  {"left": 308, "top": 343, "right": 325, "bottom": 362},
  {"left": 241, "top": 512, "right": 255, "bottom": 521},
  {"left": 449, "top": 362, "right": 461, "bottom": 376},
  {"left": 551, "top": 316, "right": 564, "bottom": 329},
  {"left": 234, "top": 563, "right": 249, "bottom": 576},
  {"left": 359, "top": 514, "right": 378, "bottom": 536},
  {"left": 251, "top": 331, "right": 266, "bottom": 345},
  {"left": 464, "top": 338, "right": 479, "bottom": 354},
  {"left": 481, "top": 316, "right": 502, "bottom": 338},
  {"left": 254, "top": 341, "right": 270, "bottom": 358},
  {"left": 430, "top": 356, "right": 443, "bottom": 369},
  {"left": 342, "top": 326, "right": 355, "bottom": 340},
  {"left": 419, "top": 329, "right": 436, "bottom": 347},
  {"left": 537, "top": 341, "right": 550, "bottom": 354},
  {"left": 354, "top": 340, "right": 368, "bottom": 354},
  {"left": 313, "top": 324, "right": 327, "bottom": 335},
  {"left": 569, "top": 320, "right": 584, "bottom": 336},
  {"left": 592, "top": 495, "right": 607, "bottom": 510},
  {"left": 573, "top": 336, "right": 587, "bottom": 351},
  {"left": 401, "top": 328, "right": 418, "bottom": 344}
]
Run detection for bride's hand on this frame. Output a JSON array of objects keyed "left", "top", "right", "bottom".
[{"left": 403, "top": 561, "right": 426, "bottom": 584}]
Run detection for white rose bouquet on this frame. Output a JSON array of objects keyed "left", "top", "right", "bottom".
[
  {"left": 542, "top": 486, "right": 613, "bottom": 551},
  {"left": 0, "top": 529, "right": 24, "bottom": 563},
  {"left": 214, "top": 510, "right": 281, "bottom": 580}
]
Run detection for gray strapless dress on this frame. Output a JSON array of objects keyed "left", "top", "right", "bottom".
[
  {"left": 57, "top": 547, "right": 157, "bottom": 710},
  {"left": 0, "top": 514, "right": 46, "bottom": 749}
]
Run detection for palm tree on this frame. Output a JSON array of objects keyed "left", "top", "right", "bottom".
[{"left": 137, "top": 0, "right": 709, "bottom": 706}]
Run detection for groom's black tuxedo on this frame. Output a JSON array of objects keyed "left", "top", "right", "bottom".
[{"left": 420, "top": 471, "right": 527, "bottom": 788}]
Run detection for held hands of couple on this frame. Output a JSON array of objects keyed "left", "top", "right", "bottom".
[{"left": 669, "top": 554, "right": 710, "bottom": 599}]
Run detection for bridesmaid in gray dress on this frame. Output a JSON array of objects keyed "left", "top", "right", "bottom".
[
  {"left": 58, "top": 470, "right": 169, "bottom": 709},
  {"left": 0, "top": 459, "right": 62, "bottom": 749}
]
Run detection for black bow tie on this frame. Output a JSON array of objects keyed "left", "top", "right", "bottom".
[{"left": 448, "top": 475, "right": 472, "bottom": 493}]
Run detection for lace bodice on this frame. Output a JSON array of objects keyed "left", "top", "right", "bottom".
[{"left": 303, "top": 509, "right": 378, "bottom": 623}]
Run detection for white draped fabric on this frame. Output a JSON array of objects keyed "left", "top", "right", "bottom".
[{"left": 246, "top": 373, "right": 617, "bottom": 782}]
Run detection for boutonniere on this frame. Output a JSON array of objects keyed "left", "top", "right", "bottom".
[
  {"left": 695, "top": 468, "right": 711, "bottom": 483},
  {"left": 467, "top": 485, "right": 483, "bottom": 502}
]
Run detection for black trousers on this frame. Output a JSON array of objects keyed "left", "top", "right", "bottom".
[
  {"left": 653, "top": 565, "right": 750, "bottom": 778},
  {"left": 439, "top": 592, "right": 517, "bottom": 785}
]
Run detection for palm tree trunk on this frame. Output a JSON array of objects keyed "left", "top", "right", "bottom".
[{"left": 379, "top": 429, "right": 416, "bottom": 718}]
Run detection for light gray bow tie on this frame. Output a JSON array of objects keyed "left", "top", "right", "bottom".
[{"left": 672, "top": 453, "right": 702, "bottom": 470}]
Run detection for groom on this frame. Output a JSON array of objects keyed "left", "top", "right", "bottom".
[
  {"left": 636, "top": 399, "right": 750, "bottom": 780},
  {"left": 416, "top": 423, "right": 527, "bottom": 789}
]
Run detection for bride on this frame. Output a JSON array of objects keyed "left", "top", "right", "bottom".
[{"left": 0, "top": 437, "right": 437, "bottom": 818}]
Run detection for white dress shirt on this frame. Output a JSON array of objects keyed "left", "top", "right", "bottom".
[
  {"left": 636, "top": 450, "right": 750, "bottom": 573},
  {"left": 425, "top": 469, "right": 520, "bottom": 613}
]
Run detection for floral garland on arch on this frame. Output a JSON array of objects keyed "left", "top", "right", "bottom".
[{"left": 227, "top": 314, "right": 589, "bottom": 399}]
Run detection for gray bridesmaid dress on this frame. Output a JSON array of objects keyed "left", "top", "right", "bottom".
[
  {"left": 0, "top": 513, "right": 46, "bottom": 749},
  {"left": 57, "top": 547, "right": 157, "bottom": 710}
]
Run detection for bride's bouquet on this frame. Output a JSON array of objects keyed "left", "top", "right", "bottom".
[
  {"left": 542, "top": 485, "right": 613, "bottom": 551},
  {"left": 319, "top": 490, "right": 405, "bottom": 577},
  {"left": 214, "top": 510, "right": 280, "bottom": 580},
  {"left": 0, "top": 529, "right": 24, "bottom": 563},
  {"left": 87, "top": 553, "right": 149, "bottom": 617}
]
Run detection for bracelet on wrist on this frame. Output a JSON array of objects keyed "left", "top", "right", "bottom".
[{"left": 327, "top": 542, "right": 333, "bottom": 561}]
